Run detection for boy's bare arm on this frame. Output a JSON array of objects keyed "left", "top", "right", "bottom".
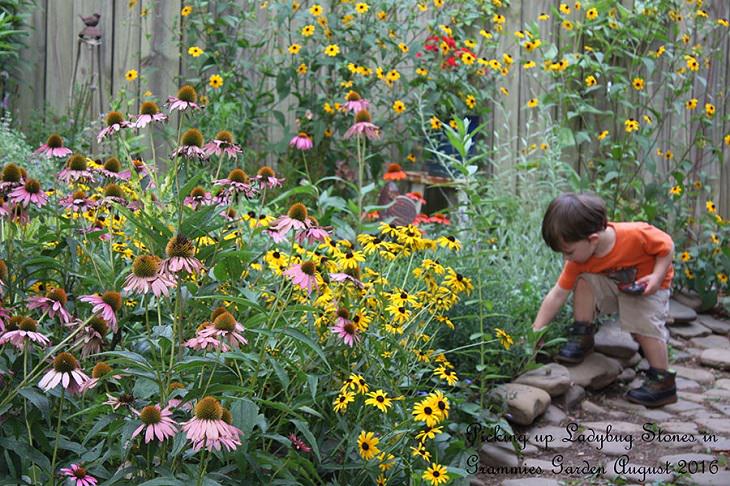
[
  {"left": 532, "top": 284, "right": 571, "bottom": 331},
  {"left": 636, "top": 243, "right": 674, "bottom": 295}
]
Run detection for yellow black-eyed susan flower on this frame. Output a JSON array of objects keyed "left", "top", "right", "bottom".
[
  {"left": 422, "top": 463, "right": 449, "bottom": 485},
  {"left": 125, "top": 69, "right": 138, "bottom": 81},
  {"left": 333, "top": 390, "right": 355, "bottom": 413},
  {"left": 324, "top": 44, "right": 340, "bottom": 56},
  {"left": 364, "top": 390, "right": 392, "bottom": 412},
  {"left": 208, "top": 74, "right": 223, "bottom": 89},
  {"left": 188, "top": 46, "right": 204, "bottom": 57},
  {"left": 357, "top": 431, "right": 380, "bottom": 460}
]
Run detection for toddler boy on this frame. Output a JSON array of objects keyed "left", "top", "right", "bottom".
[{"left": 532, "top": 192, "right": 676, "bottom": 407}]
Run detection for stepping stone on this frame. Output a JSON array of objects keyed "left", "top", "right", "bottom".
[
  {"left": 668, "top": 321, "right": 711, "bottom": 338},
  {"left": 605, "top": 398, "right": 645, "bottom": 412},
  {"left": 541, "top": 404, "right": 567, "bottom": 425},
  {"left": 695, "top": 418, "right": 730, "bottom": 434},
  {"left": 715, "top": 379, "right": 730, "bottom": 391},
  {"left": 638, "top": 409, "right": 674, "bottom": 422},
  {"left": 565, "top": 352, "right": 622, "bottom": 390},
  {"left": 479, "top": 442, "right": 519, "bottom": 467},
  {"left": 700, "top": 348, "right": 730, "bottom": 370},
  {"left": 668, "top": 299, "right": 698, "bottom": 323},
  {"left": 697, "top": 315, "right": 730, "bottom": 335},
  {"left": 679, "top": 391, "right": 706, "bottom": 403},
  {"left": 492, "top": 383, "right": 551, "bottom": 426},
  {"left": 469, "top": 479, "right": 486, "bottom": 486},
  {"left": 602, "top": 439, "right": 633, "bottom": 456},
  {"left": 676, "top": 377, "right": 703, "bottom": 393},
  {"left": 502, "top": 479, "right": 559, "bottom": 486},
  {"left": 619, "top": 352, "right": 642, "bottom": 368},
  {"left": 604, "top": 456, "right": 674, "bottom": 483},
  {"left": 706, "top": 436, "right": 730, "bottom": 452},
  {"left": 672, "top": 365, "right": 715, "bottom": 385},
  {"left": 637, "top": 358, "right": 650, "bottom": 371},
  {"left": 708, "top": 402, "right": 730, "bottom": 416},
  {"left": 688, "top": 471, "right": 730, "bottom": 486},
  {"left": 521, "top": 458, "right": 554, "bottom": 470},
  {"left": 526, "top": 425, "right": 572, "bottom": 450},
  {"left": 581, "top": 421, "right": 643, "bottom": 434},
  {"left": 659, "top": 452, "right": 716, "bottom": 467},
  {"left": 594, "top": 323, "right": 639, "bottom": 358},
  {"left": 687, "top": 347, "right": 705, "bottom": 358},
  {"left": 582, "top": 400, "right": 608, "bottom": 415},
  {"left": 617, "top": 368, "right": 636, "bottom": 382},
  {"left": 690, "top": 334, "right": 730, "bottom": 349},
  {"left": 561, "top": 385, "right": 585, "bottom": 410},
  {"left": 671, "top": 350, "right": 694, "bottom": 362},
  {"left": 662, "top": 399, "right": 705, "bottom": 413},
  {"left": 673, "top": 290, "right": 703, "bottom": 311},
  {"left": 513, "top": 363, "right": 571, "bottom": 397},
  {"left": 704, "top": 388, "right": 730, "bottom": 401},
  {"left": 668, "top": 337, "right": 686, "bottom": 349},
  {"left": 657, "top": 421, "right": 699, "bottom": 435}
]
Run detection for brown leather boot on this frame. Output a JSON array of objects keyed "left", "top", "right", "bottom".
[
  {"left": 555, "top": 320, "right": 595, "bottom": 364},
  {"left": 625, "top": 367, "right": 677, "bottom": 408}
]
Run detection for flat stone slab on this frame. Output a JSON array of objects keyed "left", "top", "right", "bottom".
[
  {"left": 493, "top": 383, "right": 551, "bottom": 426},
  {"left": 541, "top": 404, "right": 567, "bottom": 425},
  {"left": 690, "top": 334, "right": 730, "bottom": 350},
  {"left": 480, "top": 442, "right": 519, "bottom": 467},
  {"left": 657, "top": 421, "right": 699, "bottom": 435},
  {"left": 715, "top": 379, "right": 730, "bottom": 391},
  {"left": 676, "top": 377, "right": 703, "bottom": 393},
  {"left": 617, "top": 368, "right": 636, "bottom": 382},
  {"left": 706, "top": 436, "right": 730, "bottom": 452},
  {"left": 661, "top": 399, "right": 705, "bottom": 414},
  {"left": 581, "top": 421, "right": 644, "bottom": 435},
  {"left": 521, "top": 458, "right": 554, "bottom": 470},
  {"left": 513, "top": 363, "right": 571, "bottom": 397},
  {"left": 668, "top": 298, "right": 698, "bottom": 323},
  {"left": 561, "top": 385, "right": 585, "bottom": 410},
  {"left": 672, "top": 365, "right": 715, "bottom": 385},
  {"left": 673, "top": 290, "right": 703, "bottom": 311},
  {"left": 638, "top": 409, "right": 674, "bottom": 422},
  {"left": 594, "top": 323, "right": 639, "bottom": 359},
  {"left": 659, "top": 453, "right": 716, "bottom": 468},
  {"left": 687, "top": 471, "right": 730, "bottom": 486},
  {"left": 695, "top": 418, "right": 730, "bottom": 434},
  {"left": 582, "top": 400, "right": 608, "bottom": 415},
  {"left": 502, "top": 479, "right": 560, "bottom": 486},
  {"left": 700, "top": 348, "right": 730, "bottom": 370},
  {"left": 526, "top": 425, "right": 573, "bottom": 450},
  {"left": 667, "top": 321, "right": 712, "bottom": 338},
  {"left": 604, "top": 456, "right": 674, "bottom": 483},
  {"left": 704, "top": 388, "right": 730, "bottom": 401},
  {"left": 565, "top": 352, "right": 622, "bottom": 390},
  {"left": 708, "top": 402, "right": 730, "bottom": 416},
  {"left": 697, "top": 315, "right": 730, "bottom": 335}
]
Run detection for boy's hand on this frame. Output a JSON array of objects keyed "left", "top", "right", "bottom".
[{"left": 636, "top": 273, "right": 661, "bottom": 295}]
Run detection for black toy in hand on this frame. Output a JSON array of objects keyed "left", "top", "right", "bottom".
[{"left": 618, "top": 281, "right": 647, "bottom": 295}]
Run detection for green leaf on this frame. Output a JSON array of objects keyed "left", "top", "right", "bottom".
[
  {"left": 19, "top": 387, "right": 49, "bottom": 417},
  {"left": 274, "top": 328, "right": 330, "bottom": 371},
  {"left": 230, "top": 398, "right": 268, "bottom": 436},
  {"left": 290, "top": 419, "right": 321, "bottom": 462}
]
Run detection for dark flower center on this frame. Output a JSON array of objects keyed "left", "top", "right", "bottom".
[
  {"left": 287, "top": 203, "right": 308, "bottom": 221},
  {"left": 103, "top": 183, "right": 125, "bottom": 199},
  {"left": 166, "top": 234, "right": 195, "bottom": 258},
  {"left": 190, "top": 186, "right": 207, "bottom": 198},
  {"left": 221, "top": 407, "right": 233, "bottom": 425},
  {"left": 24, "top": 179, "right": 41, "bottom": 194},
  {"left": 337, "top": 307, "right": 350, "bottom": 319},
  {"left": 88, "top": 315, "right": 109, "bottom": 335},
  {"left": 300, "top": 261, "right": 316, "bottom": 276},
  {"left": 68, "top": 155, "right": 88, "bottom": 171},
  {"left": 361, "top": 442, "right": 369, "bottom": 450},
  {"left": 213, "top": 312, "right": 236, "bottom": 332},
  {"left": 47, "top": 134, "right": 64, "bottom": 148},
  {"left": 7, "top": 315, "right": 22, "bottom": 331},
  {"left": 101, "top": 291, "right": 122, "bottom": 311},
  {"left": 2, "top": 163, "right": 22, "bottom": 182},
  {"left": 355, "top": 109, "right": 372, "bottom": 123},
  {"left": 105, "top": 111, "right": 125, "bottom": 126},
  {"left": 343, "top": 322, "right": 356, "bottom": 335},
  {"left": 257, "top": 166, "right": 275, "bottom": 178},
  {"left": 139, "top": 405, "right": 162, "bottom": 425},
  {"left": 215, "top": 130, "right": 234, "bottom": 144},
  {"left": 181, "top": 128, "right": 204, "bottom": 147},
  {"left": 227, "top": 168, "right": 249, "bottom": 184},
  {"left": 177, "top": 85, "right": 197, "bottom": 103},
  {"left": 346, "top": 90, "right": 361, "bottom": 101},
  {"left": 104, "top": 157, "right": 122, "bottom": 173},
  {"left": 46, "top": 287, "right": 68, "bottom": 305},
  {"left": 132, "top": 255, "right": 161, "bottom": 278},
  {"left": 376, "top": 395, "right": 384, "bottom": 402},
  {"left": 140, "top": 101, "right": 160, "bottom": 115},
  {"left": 210, "top": 306, "right": 228, "bottom": 321},
  {"left": 73, "top": 467, "right": 87, "bottom": 478},
  {"left": 19, "top": 317, "right": 38, "bottom": 332},
  {"left": 424, "top": 406, "right": 433, "bottom": 415},
  {"left": 92, "top": 361, "right": 112, "bottom": 378},
  {"left": 195, "top": 396, "right": 223, "bottom": 420},
  {"left": 53, "top": 352, "right": 79, "bottom": 373}
]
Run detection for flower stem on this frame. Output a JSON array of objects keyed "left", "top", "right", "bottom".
[
  {"left": 48, "top": 387, "right": 65, "bottom": 486},
  {"left": 196, "top": 449, "right": 209, "bottom": 486}
]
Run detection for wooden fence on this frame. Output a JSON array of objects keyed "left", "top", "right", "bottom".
[{"left": 8, "top": 0, "right": 730, "bottom": 217}]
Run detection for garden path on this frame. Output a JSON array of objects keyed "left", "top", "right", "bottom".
[{"left": 472, "top": 300, "right": 730, "bottom": 486}]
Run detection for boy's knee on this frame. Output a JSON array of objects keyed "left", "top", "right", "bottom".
[{"left": 574, "top": 277, "right": 593, "bottom": 295}]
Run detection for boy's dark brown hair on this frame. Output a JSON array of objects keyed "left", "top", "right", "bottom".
[{"left": 541, "top": 192, "right": 608, "bottom": 252}]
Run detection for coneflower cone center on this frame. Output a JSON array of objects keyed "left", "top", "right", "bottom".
[
  {"left": 195, "top": 396, "right": 223, "bottom": 420},
  {"left": 257, "top": 166, "right": 275, "bottom": 178},
  {"left": 19, "top": 317, "right": 38, "bottom": 332},
  {"left": 287, "top": 203, "right": 308, "bottom": 221},
  {"left": 343, "top": 322, "right": 356, "bottom": 335},
  {"left": 92, "top": 361, "right": 112, "bottom": 378},
  {"left": 177, "top": 85, "right": 197, "bottom": 103},
  {"left": 300, "top": 260, "right": 316, "bottom": 276},
  {"left": 140, "top": 101, "right": 160, "bottom": 115},
  {"left": 68, "top": 155, "right": 88, "bottom": 171},
  {"left": 221, "top": 407, "right": 233, "bottom": 425},
  {"left": 71, "top": 189, "right": 87, "bottom": 199},
  {"left": 181, "top": 128, "right": 204, "bottom": 147},
  {"left": 215, "top": 130, "right": 234, "bottom": 144},
  {"left": 88, "top": 316, "right": 109, "bottom": 335},
  {"left": 213, "top": 312, "right": 236, "bottom": 331},
  {"left": 46, "top": 287, "right": 68, "bottom": 305},
  {"left": 132, "top": 255, "right": 160, "bottom": 278},
  {"left": 2, "top": 163, "right": 22, "bottom": 182},
  {"left": 104, "top": 183, "right": 124, "bottom": 199},
  {"left": 47, "top": 134, "right": 64, "bottom": 148},
  {"left": 190, "top": 186, "right": 207, "bottom": 198},
  {"left": 227, "top": 168, "right": 248, "bottom": 184},
  {"left": 346, "top": 90, "right": 361, "bottom": 101},
  {"left": 104, "top": 157, "right": 122, "bottom": 173},
  {"left": 140, "top": 405, "right": 162, "bottom": 425},
  {"left": 210, "top": 306, "right": 228, "bottom": 321},
  {"left": 53, "top": 352, "right": 78, "bottom": 373},
  {"left": 336, "top": 307, "right": 350, "bottom": 319},
  {"left": 166, "top": 235, "right": 195, "bottom": 258},
  {"left": 105, "top": 111, "right": 125, "bottom": 126},
  {"left": 355, "top": 109, "right": 371, "bottom": 123},
  {"left": 72, "top": 467, "right": 87, "bottom": 478},
  {"left": 24, "top": 179, "right": 41, "bottom": 194},
  {"left": 101, "top": 291, "right": 122, "bottom": 311}
]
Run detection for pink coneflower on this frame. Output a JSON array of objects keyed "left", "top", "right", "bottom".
[
  {"left": 330, "top": 308, "right": 360, "bottom": 346},
  {"left": 123, "top": 255, "right": 176, "bottom": 297},
  {"left": 341, "top": 90, "right": 370, "bottom": 113},
  {"left": 131, "top": 101, "right": 168, "bottom": 128},
  {"left": 329, "top": 272, "right": 365, "bottom": 289},
  {"left": 204, "top": 130, "right": 242, "bottom": 158},
  {"left": 38, "top": 352, "right": 90, "bottom": 394},
  {"left": 161, "top": 234, "right": 203, "bottom": 274},
  {"left": 344, "top": 110, "right": 380, "bottom": 140},
  {"left": 9, "top": 178, "right": 48, "bottom": 208},
  {"left": 213, "top": 188, "right": 233, "bottom": 207},
  {"left": 185, "top": 321, "right": 222, "bottom": 351},
  {"left": 95, "top": 157, "right": 131, "bottom": 181},
  {"left": 97, "top": 111, "right": 130, "bottom": 143},
  {"left": 254, "top": 166, "right": 285, "bottom": 189},
  {"left": 34, "top": 134, "right": 72, "bottom": 158},
  {"left": 289, "top": 131, "right": 314, "bottom": 151},
  {"left": 219, "top": 206, "right": 237, "bottom": 221},
  {"left": 59, "top": 190, "right": 97, "bottom": 213},
  {"left": 28, "top": 288, "right": 73, "bottom": 324},
  {"left": 214, "top": 168, "right": 256, "bottom": 198},
  {"left": 80, "top": 361, "right": 118, "bottom": 392},
  {"left": 77, "top": 316, "right": 109, "bottom": 358},
  {"left": 57, "top": 154, "right": 96, "bottom": 183},
  {"left": 104, "top": 392, "right": 135, "bottom": 410},
  {"left": 184, "top": 186, "right": 213, "bottom": 209},
  {"left": 172, "top": 128, "right": 208, "bottom": 160},
  {"left": 284, "top": 260, "right": 319, "bottom": 294},
  {"left": 0, "top": 196, "right": 8, "bottom": 218},
  {"left": 295, "top": 224, "right": 330, "bottom": 245},
  {"left": 167, "top": 85, "right": 202, "bottom": 112},
  {"left": 182, "top": 397, "right": 242, "bottom": 452},
  {"left": 0, "top": 163, "right": 25, "bottom": 193},
  {"left": 196, "top": 311, "right": 248, "bottom": 350},
  {"left": 0, "top": 316, "right": 51, "bottom": 349},
  {"left": 99, "top": 183, "right": 128, "bottom": 208},
  {"left": 289, "top": 433, "right": 312, "bottom": 452},
  {"left": 267, "top": 203, "right": 310, "bottom": 243},
  {"left": 60, "top": 464, "right": 97, "bottom": 486},
  {"left": 78, "top": 291, "right": 122, "bottom": 332},
  {"left": 132, "top": 404, "right": 178, "bottom": 443}
]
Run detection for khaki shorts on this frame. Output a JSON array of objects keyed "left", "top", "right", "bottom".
[{"left": 578, "top": 274, "right": 670, "bottom": 341}]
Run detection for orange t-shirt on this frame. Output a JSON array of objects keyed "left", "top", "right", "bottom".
[{"left": 557, "top": 222, "right": 674, "bottom": 291}]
